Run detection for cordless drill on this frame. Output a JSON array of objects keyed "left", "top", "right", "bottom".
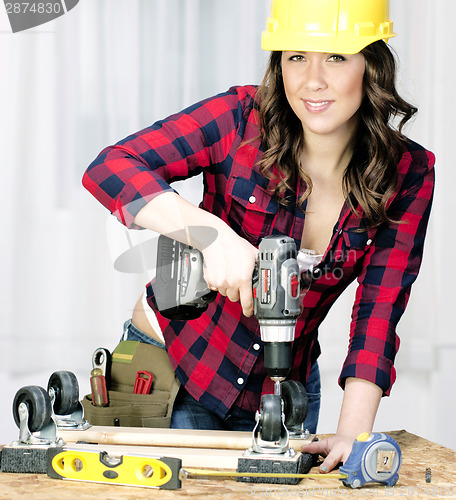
[
  {"left": 152, "top": 234, "right": 301, "bottom": 385},
  {"left": 252, "top": 236, "right": 301, "bottom": 386}
]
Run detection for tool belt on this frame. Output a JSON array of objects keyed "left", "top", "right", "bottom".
[{"left": 82, "top": 340, "right": 180, "bottom": 428}]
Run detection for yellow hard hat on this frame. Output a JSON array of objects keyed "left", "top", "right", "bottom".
[{"left": 262, "top": 0, "right": 396, "bottom": 54}]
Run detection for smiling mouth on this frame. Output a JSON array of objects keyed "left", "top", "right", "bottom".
[
  {"left": 308, "top": 101, "right": 329, "bottom": 108},
  {"left": 304, "top": 100, "right": 333, "bottom": 113}
]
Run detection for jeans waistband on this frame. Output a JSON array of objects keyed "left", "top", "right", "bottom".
[{"left": 122, "top": 319, "right": 166, "bottom": 349}]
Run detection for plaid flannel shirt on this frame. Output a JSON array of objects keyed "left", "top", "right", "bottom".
[{"left": 83, "top": 85, "right": 435, "bottom": 421}]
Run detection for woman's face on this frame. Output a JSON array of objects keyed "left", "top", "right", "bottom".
[{"left": 281, "top": 51, "right": 365, "bottom": 141}]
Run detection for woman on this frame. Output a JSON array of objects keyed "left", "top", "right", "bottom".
[{"left": 83, "top": 0, "right": 435, "bottom": 473}]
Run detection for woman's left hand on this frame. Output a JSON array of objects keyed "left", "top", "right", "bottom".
[
  {"left": 303, "top": 378, "right": 382, "bottom": 472},
  {"left": 300, "top": 434, "right": 354, "bottom": 473}
]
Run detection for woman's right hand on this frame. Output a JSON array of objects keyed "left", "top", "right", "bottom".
[
  {"left": 201, "top": 227, "right": 258, "bottom": 317},
  {"left": 134, "top": 192, "right": 259, "bottom": 315}
]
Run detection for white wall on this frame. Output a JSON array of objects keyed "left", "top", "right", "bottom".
[{"left": 0, "top": 1, "right": 454, "bottom": 451}]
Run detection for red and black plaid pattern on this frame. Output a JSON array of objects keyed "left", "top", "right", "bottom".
[{"left": 83, "top": 86, "right": 435, "bottom": 420}]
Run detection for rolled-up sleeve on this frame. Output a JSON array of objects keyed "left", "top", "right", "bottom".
[
  {"left": 339, "top": 146, "right": 435, "bottom": 395},
  {"left": 82, "top": 86, "right": 252, "bottom": 228}
]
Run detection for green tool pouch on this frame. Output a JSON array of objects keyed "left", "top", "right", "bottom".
[{"left": 82, "top": 340, "right": 180, "bottom": 428}]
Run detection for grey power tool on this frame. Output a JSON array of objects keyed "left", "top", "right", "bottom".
[{"left": 152, "top": 234, "right": 308, "bottom": 450}]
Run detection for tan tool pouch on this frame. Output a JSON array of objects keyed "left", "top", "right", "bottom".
[{"left": 82, "top": 340, "right": 180, "bottom": 428}]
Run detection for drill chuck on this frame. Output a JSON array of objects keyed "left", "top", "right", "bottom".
[{"left": 264, "top": 342, "right": 293, "bottom": 379}]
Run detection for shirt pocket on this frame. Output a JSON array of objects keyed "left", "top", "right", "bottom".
[
  {"left": 227, "top": 175, "right": 279, "bottom": 246},
  {"left": 309, "top": 228, "right": 376, "bottom": 288},
  {"left": 340, "top": 227, "right": 376, "bottom": 268}
]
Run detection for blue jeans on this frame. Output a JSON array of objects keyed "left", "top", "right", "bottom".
[
  {"left": 122, "top": 319, "right": 166, "bottom": 349},
  {"left": 122, "top": 320, "right": 321, "bottom": 433}
]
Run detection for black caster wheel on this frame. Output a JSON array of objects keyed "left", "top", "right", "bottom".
[
  {"left": 260, "top": 394, "right": 282, "bottom": 442},
  {"left": 281, "top": 380, "right": 308, "bottom": 427},
  {"left": 48, "top": 370, "right": 80, "bottom": 415},
  {"left": 12, "top": 385, "right": 52, "bottom": 433}
]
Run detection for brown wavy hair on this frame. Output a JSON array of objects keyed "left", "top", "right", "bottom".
[{"left": 256, "top": 41, "right": 417, "bottom": 227}]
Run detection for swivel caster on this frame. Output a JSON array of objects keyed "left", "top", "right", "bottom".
[
  {"left": 47, "top": 370, "right": 90, "bottom": 430},
  {"left": 281, "top": 380, "right": 308, "bottom": 427},
  {"left": 12, "top": 385, "right": 61, "bottom": 445},
  {"left": 13, "top": 385, "right": 52, "bottom": 434},
  {"left": 48, "top": 370, "right": 80, "bottom": 416},
  {"left": 259, "top": 394, "right": 282, "bottom": 442},
  {"left": 250, "top": 393, "right": 293, "bottom": 455},
  {"left": 281, "top": 380, "right": 310, "bottom": 439}
]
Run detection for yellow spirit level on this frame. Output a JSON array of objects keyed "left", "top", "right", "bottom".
[{"left": 47, "top": 448, "right": 181, "bottom": 489}]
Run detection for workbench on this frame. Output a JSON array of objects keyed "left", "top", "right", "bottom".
[{"left": 0, "top": 430, "right": 455, "bottom": 499}]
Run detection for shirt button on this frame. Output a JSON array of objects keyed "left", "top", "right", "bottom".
[
  {"left": 253, "top": 343, "right": 261, "bottom": 351},
  {"left": 312, "top": 267, "right": 322, "bottom": 279},
  {"left": 237, "top": 377, "right": 245, "bottom": 385},
  {"left": 366, "top": 239, "right": 373, "bottom": 245},
  {"left": 248, "top": 195, "right": 256, "bottom": 204}
]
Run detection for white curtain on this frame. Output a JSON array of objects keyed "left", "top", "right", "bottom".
[{"left": 0, "top": 0, "right": 453, "bottom": 450}]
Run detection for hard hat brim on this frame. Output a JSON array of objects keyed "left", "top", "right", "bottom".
[{"left": 261, "top": 32, "right": 397, "bottom": 55}]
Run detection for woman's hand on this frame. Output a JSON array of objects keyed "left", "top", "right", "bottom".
[
  {"left": 302, "top": 378, "right": 382, "bottom": 473},
  {"left": 134, "top": 192, "right": 259, "bottom": 316},
  {"left": 201, "top": 227, "right": 258, "bottom": 317},
  {"left": 301, "top": 434, "right": 354, "bottom": 473}
]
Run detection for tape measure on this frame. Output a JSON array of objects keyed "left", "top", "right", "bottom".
[
  {"left": 339, "top": 432, "right": 401, "bottom": 488},
  {"left": 47, "top": 448, "right": 182, "bottom": 490}
]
